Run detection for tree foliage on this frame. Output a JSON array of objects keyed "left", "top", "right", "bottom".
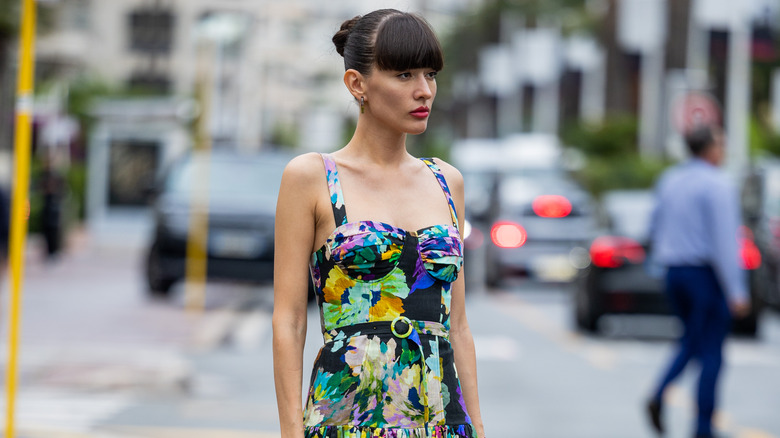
[
  {"left": 562, "top": 116, "right": 669, "bottom": 196},
  {"left": 442, "top": 0, "right": 599, "bottom": 74},
  {"left": 0, "top": 0, "right": 18, "bottom": 42},
  {"left": 561, "top": 114, "right": 638, "bottom": 157}
]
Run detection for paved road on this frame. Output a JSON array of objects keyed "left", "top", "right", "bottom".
[{"left": 1, "top": 234, "right": 779, "bottom": 437}]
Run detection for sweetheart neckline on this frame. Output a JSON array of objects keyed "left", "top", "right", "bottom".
[{"left": 312, "top": 220, "right": 461, "bottom": 257}]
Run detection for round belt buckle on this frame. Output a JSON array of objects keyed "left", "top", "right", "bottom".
[{"left": 391, "top": 316, "right": 413, "bottom": 338}]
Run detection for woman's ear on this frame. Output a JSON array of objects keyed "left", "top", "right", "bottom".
[{"left": 344, "top": 69, "right": 367, "bottom": 100}]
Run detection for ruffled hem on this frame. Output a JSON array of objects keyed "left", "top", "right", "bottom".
[{"left": 304, "top": 424, "right": 476, "bottom": 438}]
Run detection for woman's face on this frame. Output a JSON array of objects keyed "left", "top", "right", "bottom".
[{"left": 363, "top": 66, "right": 438, "bottom": 135}]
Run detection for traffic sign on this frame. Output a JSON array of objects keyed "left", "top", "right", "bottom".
[{"left": 672, "top": 91, "right": 721, "bottom": 134}]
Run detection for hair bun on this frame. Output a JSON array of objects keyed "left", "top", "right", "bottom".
[{"left": 333, "top": 15, "right": 361, "bottom": 57}]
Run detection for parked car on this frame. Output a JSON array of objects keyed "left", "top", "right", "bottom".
[
  {"left": 484, "top": 170, "right": 597, "bottom": 285},
  {"left": 144, "top": 149, "right": 290, "bottom": 297},
  {"left": 573, "top": 189, "right": 765, "bottom": 336},
  {"left": 453, "top": 134, "right": 594, "bottom": 286},
  {"left": 742, "top": 159, "right": 780, "bottom": 310},
  {"left": 454, "top": 133, "right": 574, "bottom": 225}
]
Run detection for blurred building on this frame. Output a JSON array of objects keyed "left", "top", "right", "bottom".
[
  {"left": 28, "top": 0, "right": 482, "bottom": 242},
  {"left": 35, "top": 0, "right": 480, "bottom": 151},
  {"left": 444, "top": 0, "right": 780, "bottom": 170}
]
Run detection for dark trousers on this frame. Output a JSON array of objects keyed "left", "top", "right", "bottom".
[
  {"left": 652, "top": 266, "right": 731, "bottom": 437},
  {"left": 43, "top": 224, "right": 61, "bottom": 257}
]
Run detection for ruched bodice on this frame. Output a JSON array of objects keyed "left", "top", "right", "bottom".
[
  {"left": 322, "top": 221, "right": 461, "bottom": 283},
  {"left": 303, "top": 154, "right": 475, "bottom": 438}
]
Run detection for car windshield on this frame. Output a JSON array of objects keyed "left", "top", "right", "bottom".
[
  {"left": 166, "top": 153, "right": 285, "bottom": 204},
  {"left": 499, "top": 171, "right": 579, "bottom": 207},
  {"left": 603, "top": 191, "right": 655, "bottom": 241}
]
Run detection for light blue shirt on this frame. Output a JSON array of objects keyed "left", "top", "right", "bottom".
[{"left": 649, "top": 158, "right": 747, "bottom": 303}]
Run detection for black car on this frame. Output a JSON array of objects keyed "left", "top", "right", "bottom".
[
  {"left": 574, "top": 189, "right": 765, "bottom": 336},
  {"left": 145, "top": 149, "right": 290, "bottom": 297},
  {"left": 742, "top": 159, "right": 780, "bottom": 310}
]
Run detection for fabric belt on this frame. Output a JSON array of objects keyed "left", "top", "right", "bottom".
[
  {"left": 323, "top": 317, "right": 448, "bottom": 422},
  {"left": 324, "top": 317, "right": 449, "bottom": 343}
]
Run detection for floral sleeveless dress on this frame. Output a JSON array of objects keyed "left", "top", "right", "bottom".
[{"left": 303, "top": 153, "right": 476, "bottom": 437}]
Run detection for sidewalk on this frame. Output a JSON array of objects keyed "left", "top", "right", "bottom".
[{"left": 1, "top": 227, "right": 213, "bottom": 438}]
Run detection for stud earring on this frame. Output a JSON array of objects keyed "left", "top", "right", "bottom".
[{"left": 360, "top": 96, "right": 365, "bottom": 114}]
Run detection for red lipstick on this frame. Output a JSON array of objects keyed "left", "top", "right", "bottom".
[{"left": 410, "top": 106, "right": 430, "bottom": 118}]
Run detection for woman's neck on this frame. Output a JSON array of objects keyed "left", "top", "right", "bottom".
[{"left": 341, "top": 117, "right": 410, "bottom": 165}]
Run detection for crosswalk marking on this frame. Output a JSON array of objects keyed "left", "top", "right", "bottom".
[
  {"left": 232, "top": 311, "right": 272, "bottom": 351},
  {"left": 0, "top": 391, "right": 131, "bottom": 433},
  {"left": 473, "top": 335, "right": 520, "bottom": 361},
  {"left": 192, "top": 306, "right": 241, "bottom": 350},
  {"left": 191, "top": 307, "right": 273, "bottom": 352},
  {"left": 104, "top": 426, "right": 281, "bottom": 438}
]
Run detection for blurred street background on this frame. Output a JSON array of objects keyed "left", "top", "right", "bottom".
[{"left": 1, "top": 0, "right": 780, "bottom": 437}]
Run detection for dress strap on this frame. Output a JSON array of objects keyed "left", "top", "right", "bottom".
[
  {"left": 420, "top": 158, "right": 459, "bottom": 230},
  {"left": 320, "top": 153, "right": 348, "bottom": 226}
]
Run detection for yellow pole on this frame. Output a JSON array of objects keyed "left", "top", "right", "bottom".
[
  {"left": 184, "top": 42, "right": 214, "bottom": 313},
  {"left": 184, "top": 174, "right": 209, "bottom": 313},
  {"left": 6, "top": 0, "right": 36, "bottom": 436}
]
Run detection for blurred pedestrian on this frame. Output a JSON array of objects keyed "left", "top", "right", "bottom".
[
  {"left": 0, "top": 184, "right": 8, "bottom": 321},
  {"left": 39, "top": 155, "right": 65, "bottom": 261},
  {"left": 272, "top": 9, "right": 485, "bottom": 438},
  {"left": 645, "top": 124, "right": 751, "bottom": 438},
  {"left": 0, "top": 184, "right": 8, "bottom": 276}
]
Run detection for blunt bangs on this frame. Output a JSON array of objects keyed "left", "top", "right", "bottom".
[{"left": 373, "top": 14, "right": 444, "bottom": 72}]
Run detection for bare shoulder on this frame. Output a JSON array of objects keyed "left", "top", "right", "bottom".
[
  {"left": 281, "top": 152, "right": 325, "bottom": 187},
  {"left": 430, "top": 157, "right": 463, "bottom": 191}
]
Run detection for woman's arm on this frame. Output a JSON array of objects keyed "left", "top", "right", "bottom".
[
  {"left": 438, "top": 160, "right": 486, "bottom": 438},
  {"left": 273, "top": 154, "right": 320, "bottom": 437}
]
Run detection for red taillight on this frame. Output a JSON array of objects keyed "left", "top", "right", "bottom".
[
  {"left": 590, "top": 236, "right": 646, "bottom": 268},
  {"left": 532, "top": 195, "right": 572, "bottom": 218},
  {"left": 739, "top": 226, "right": 761, "bottom": 270},
  {"left": 491, "top": 221, "right": 527, "bottom": 248}
]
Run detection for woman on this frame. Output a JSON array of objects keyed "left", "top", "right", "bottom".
[{"left": 273, "top": 9, "right": 485, "bottom": 438}]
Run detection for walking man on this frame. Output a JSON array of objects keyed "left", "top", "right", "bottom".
[{"left": 646, "top": 124, "right": 751, "bottom": 438}]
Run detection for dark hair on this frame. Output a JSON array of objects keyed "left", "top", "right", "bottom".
[
  {"left": 685, "top": 125, "right": 716, "bottom": 156},
  {"left": 332, "top": 9, "right": 444, "bottom": 75}
]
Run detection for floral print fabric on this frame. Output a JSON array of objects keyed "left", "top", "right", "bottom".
[{"left": 304, "top": 154, "right": 474, "bottom": 437}]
